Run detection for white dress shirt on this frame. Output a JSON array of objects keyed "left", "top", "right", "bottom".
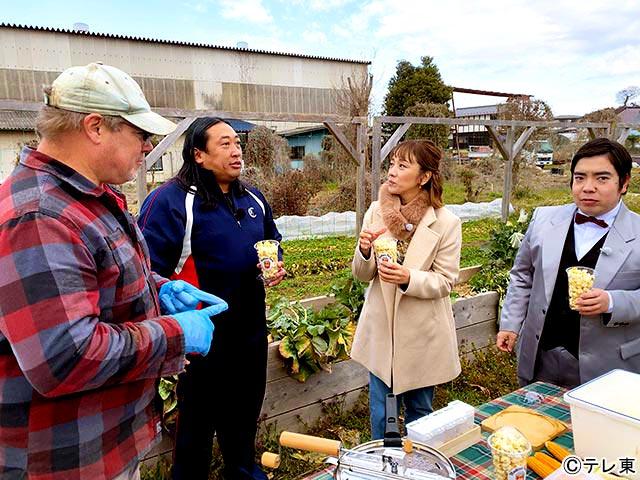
[{"left": 573, "top": 200, "right": 621, "bottom": 313}]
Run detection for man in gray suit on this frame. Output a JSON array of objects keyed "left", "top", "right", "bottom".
[{"left": 497, "top": 138, "right": 640, "bottom": 388}]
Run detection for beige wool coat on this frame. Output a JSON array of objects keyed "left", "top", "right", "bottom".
[{"left": 350, "top": 201, "right": 462, "bottom": 394}]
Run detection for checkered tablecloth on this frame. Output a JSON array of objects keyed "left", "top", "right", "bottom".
[
  {"left": 452, "top": 381, "right": 573, "bottom": 479},
  {"left": 301, "top": 382, "right": 573, "bottom": 480}
]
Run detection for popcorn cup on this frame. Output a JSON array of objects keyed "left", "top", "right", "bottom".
[
  {"left": 566, "top": 266, "right": 595, "bottom": 310},
  {"left": 488, "top": 426, "right": 531, "bottom": 480},
  {"left": 373, "top": 237, "right": 398, "bottom": 264},
  {"left": 254, "top": 240, "right": 280, "bottom": 281}
]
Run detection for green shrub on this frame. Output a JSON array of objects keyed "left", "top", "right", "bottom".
[
  {"left": 267, "top": 301, "right": 355, "bottom": 382},
  {"left": 267, "top": 276, "right": 365, "bottom": 382},
  {"left": 457, "top": 166, "right": 483, "bottom": 202},
  {"left": 470, "top": 212, "right": 531, "bottom": 300}
]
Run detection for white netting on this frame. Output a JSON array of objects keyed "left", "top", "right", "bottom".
[{"left": 275, "top": 198, "right": 513, "bottom": 240}]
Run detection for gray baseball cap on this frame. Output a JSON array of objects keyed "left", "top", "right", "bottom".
[{"left": 44, "top": 62, "right": 176, "bottom": 135}]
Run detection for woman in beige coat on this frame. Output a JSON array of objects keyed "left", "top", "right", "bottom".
[{"left": 351, "top": 140, "right": 462, "bottom": 439}]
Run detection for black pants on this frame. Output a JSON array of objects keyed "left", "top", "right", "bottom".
[{"left": 171, "top": 332, "right": 268, "bottom": 480}]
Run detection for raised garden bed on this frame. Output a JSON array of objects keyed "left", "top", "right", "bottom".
[{"left": 142, "top": 267, "right": 498, "bottom": 466}]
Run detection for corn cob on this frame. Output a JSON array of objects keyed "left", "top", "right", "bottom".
[
  {"left": 534, "top": 452, "right": 561, "bottom": 470},
  {"left": 544, "top": 441, "right": 571, "bottom": 461},
  {"left": 527, "top": 456, "right": 555, "bottom": 478}
]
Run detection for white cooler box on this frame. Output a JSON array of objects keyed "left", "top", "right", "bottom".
[{"left": 564, "top": 369, "right": 640, "bottom": 479}]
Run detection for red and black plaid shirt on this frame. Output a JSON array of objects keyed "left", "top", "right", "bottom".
[{"left": 0, "top": 148, "right": 186, "bottom": 479}]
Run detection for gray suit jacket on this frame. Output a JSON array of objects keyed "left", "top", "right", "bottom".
[{"left": 500, "top": 202, "right": 640, "bottom": 383}]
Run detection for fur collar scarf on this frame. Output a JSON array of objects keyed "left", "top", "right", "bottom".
[{"left": 379, "top": 182, "right": 431, "bottom": 240}]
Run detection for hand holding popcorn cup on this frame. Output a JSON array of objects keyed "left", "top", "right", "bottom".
[
  {"left": 566, "top": 266, "right": 595, "bottom": 310},
  {"left": 488, "top": 425, "right": 531, "bottom": 480},
  {"left": 373, "top": 237, "right": 398, "bottom": 264},
  {"left": 255, "top": 240, "right": 280, "bottom": 282}
]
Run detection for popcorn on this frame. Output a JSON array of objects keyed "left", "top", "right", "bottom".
[
  {"left": 566, "top": 267, "right": 595, "bottom": 310},
  {"left": 254, "top": 240, "right": 280, "bottom": 280},
  {"left": 373, "top": 237, "right": 398, "bottom": 264},
  {"left": 488, "top": 426, "right": 531, "bottom": 480}
]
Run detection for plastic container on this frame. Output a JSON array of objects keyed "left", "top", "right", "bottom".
[
  {"left": 565, "top": 266, "right": 595, "bottom": 310},
  {"left": 564, "top": 369, "right": 640, "bottom": 480},
  {"left": 406, "top": 400, "right": 475, "bottom": 448},
  {"left": 373, "top": 237, "right": 398, "bottom": 264},
  {"left": 254, "top": 239, "right": 280, "bottom": 281},
  {"left": 487, "top": 426, "right": 531, "bottom": 480}
]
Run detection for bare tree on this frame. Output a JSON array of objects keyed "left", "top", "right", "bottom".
[
  {"left": 335, "top": 72, "right": 372, "bottom": 118},
  {"left": 324, "top": 71, "right": 372, "bottom": 178},
  {"left": 616, "top": 86, "right": 640, "bottom": 106}
]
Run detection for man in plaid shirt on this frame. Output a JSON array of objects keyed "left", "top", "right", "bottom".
[{"left": 0, "top": 63, "right": 228, "bottom": 480}]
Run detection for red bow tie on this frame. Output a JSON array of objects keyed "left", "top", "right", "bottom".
[{"left": 575, "top": 212, "right": 608, "bottom": 228}]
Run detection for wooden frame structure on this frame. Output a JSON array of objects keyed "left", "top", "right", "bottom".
[
  {"left": 371, "top": 116, "right": 640, "bottom": 221},
  {"left": 137, "top": 109, "right": 369, "bottom": 231},
  {"left": 4, "top": 99, "right": 639, "bottom": 227}
]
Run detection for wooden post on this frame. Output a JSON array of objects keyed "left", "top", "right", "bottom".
[
  {"left": 136, "top": 167, "right": 147, "bottom": 212},
  {"left": 486, "top": 127, "right": 508, "bottom": 159},
  {"left": 380, "top": 123, "right": 411, "bottom": 162},
  {"left": 501, "top": 127, "right": 515, "bottom": 222},
  {"left": 137, "top": 117, "right": 197, "bottom": 209},
  {"left": 451, "top": 93, "right": 462, "bottom": 164},
  {"left": 486, "top": 125, "right": 532, "bottom": 222},
  {"left": 355, "top": 121, "right": 367, "bottom": 234},
  {"left": 512, "top": 126, "right": 536, "bottom": 158},
  {"left": 587, "top": 126, "right": 609, "bottom": 140},
  {"left": 322, "top": 121, "right": 359, "bottom": 166},
  {"left": 371, "top": 118, "right": 382, "bottom": 201},
  {"left": 617, "top": 127, "right": 631, "bottom": 144},
  {"left": 144, "top": 117, "right": 197, "bottom": 170}
]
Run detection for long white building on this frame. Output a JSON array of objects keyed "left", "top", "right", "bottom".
[{"left": 0, "top": 23, "right": 370, "bottom": 182}]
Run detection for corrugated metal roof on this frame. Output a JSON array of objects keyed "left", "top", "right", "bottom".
[
  {"left": 0, "top": 109, "right": 256, "bottom": 133},
  {"left": 0, "top": 110, "right": 36, "bottom": 130},
  {"left": 455, "top": 105, "right": 500, "bottom": 117},
  {"left": 280, "top": 125, "right": 327, "bottom": 136},
  {"left": 0, "top": 23, "right": 370, "bottom": 65},
  {"left": 224, "top": 119, "right": 255, "bottom": 133}
]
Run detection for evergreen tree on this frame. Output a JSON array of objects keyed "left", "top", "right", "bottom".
[{"left": 384, "top": 56, "right": 452, "bottom": 116}]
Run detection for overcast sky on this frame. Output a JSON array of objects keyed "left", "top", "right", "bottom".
[{"left": 3, "top": 0, "right": 639, "bottom": 115}]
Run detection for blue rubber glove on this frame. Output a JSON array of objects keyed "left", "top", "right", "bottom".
[
  {"left": 174, "top": 303, "right": 228, "bottom": 356},
  {"left": 159, "top": 280, "right": 226, "bottom": 314}
]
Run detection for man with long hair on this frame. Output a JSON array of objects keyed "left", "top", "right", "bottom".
[{"left": 138, "top": 117, "right": 284, "bottom": 479}]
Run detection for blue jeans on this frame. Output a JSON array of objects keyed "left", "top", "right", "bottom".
[{"left": 369, "top": 373, "right": 434, "bottom": 440}]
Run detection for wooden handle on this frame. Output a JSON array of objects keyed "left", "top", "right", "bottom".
[
  {"left": 261, "top": 452, "right": 280, "bottom": 469},
  {"left": 279, "top": 431, "right": 341, "bottom": 456}
]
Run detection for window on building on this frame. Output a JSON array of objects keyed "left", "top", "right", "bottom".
[
  {"left": 149, "top": 157, "right": 164, "bottom": 171},
  {"left": 290, "top": 146, "right": 305, "bottom": 160}
]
